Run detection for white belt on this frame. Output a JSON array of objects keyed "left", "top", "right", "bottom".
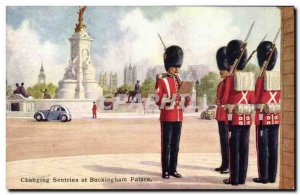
[
  {"left": 259, "top": 113, "right": 263, "bottom": 120},
  {"left": 227, "top": 114, "right": 232, "bottom": 121}
]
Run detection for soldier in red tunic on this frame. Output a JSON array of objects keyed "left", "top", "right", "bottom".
[
  {"left": 214, "top": 46, "right": 230, "bottom": 174},
  {"left": 92, "top": 101, "right": 97, "bottom": 119},
  {"left": 253, "top": 41, "right": 280, "bottom": 184},
  {"left": 155, "top": 45, "right": 190, "bottom": 179},
  {"left": 221, "top": 40, "right": 255, "bottom": 185}
]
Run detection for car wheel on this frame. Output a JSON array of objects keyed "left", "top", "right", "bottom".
[
  {"left": 60, "top": 115, "right": 68, "bottom": 122},
  {"left": 35, "top": 113, "right": 43, "bottom": 121}
]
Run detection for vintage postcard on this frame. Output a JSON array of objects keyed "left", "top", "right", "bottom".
[{"left": 6, "top": 6, "right": 295, "bottom": 190}]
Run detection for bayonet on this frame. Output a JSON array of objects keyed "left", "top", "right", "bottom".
[
  {"left": 244, "top": 20, "right": 255, "bottom": 43},
  {"left": 244, "top": 34, "right": 268, "bottom": 65},
  {"left": 273, "top": 28, "right": 281, "bottom": 44},
  {"left": 158, "top": 33, "right": 167, "bottom": 50},
  {"left": 261, "top": 34, "right": 267, "bottom": 43}
]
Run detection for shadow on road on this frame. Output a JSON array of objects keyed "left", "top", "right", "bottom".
[
  {"left": 84, "top": 164, "right": 223, "bottom": 186},
  {"left": 140, "top": 161, "right": 213, "bottom": 171},
  {"left": 84, "top": 165, "right": 159, "bottom": 177}
]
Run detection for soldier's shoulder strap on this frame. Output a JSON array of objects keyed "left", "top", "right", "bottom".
[{"left": 156, "top": 73, "right": 172, "bottom": 81}]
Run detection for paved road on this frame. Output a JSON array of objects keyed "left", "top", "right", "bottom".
[
  {"left": 6, "top": 117, "right": 280, "bottom": 189},
  {"left": 7, "top": 117, "right": 258, "bottom": 162},
  {"left": 7, "top": 153, "right": 279, "bottom": 189}
]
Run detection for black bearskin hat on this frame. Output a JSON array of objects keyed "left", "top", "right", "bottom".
[
  {"left": 164, "top": 45, "right": 183, "bottom": 71},
  {"left": 216, "top": 46, "right": 230, "bottom": 71},
  {"left": 226, "top": 40, "right": 248, "bottom": 70},
  {"left": 257, "top": 41, "right": 278, "bottom": 71}
]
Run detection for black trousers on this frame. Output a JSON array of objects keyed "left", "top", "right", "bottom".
[
  {"left": 229, "top": 125, "right": 250, "bottom": 185},
  {"left": 256, "top": 124, "right": 279, "bottom": 182},
  {"left": 217, "top": 121, "right": 229, "bottom": 169},
  {"left": 160, "top": 121, "right": 182, "bottom": 173}
]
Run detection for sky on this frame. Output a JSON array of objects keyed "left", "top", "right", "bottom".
[{"left": 6, "top": 6, "right": 281, "bottom": 87}]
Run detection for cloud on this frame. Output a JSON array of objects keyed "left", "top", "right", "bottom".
[
  {"left": 7, "top": 7, "right": 280, "bottom": 88},
  {"left": 6, "top": 20, "right": 68, "bottom": 87},
  {"left": 98, "top": 7, "right": 241, "bottom": 85}
]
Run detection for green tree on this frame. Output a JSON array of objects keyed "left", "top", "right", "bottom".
[
  {"left": 117, "top": 84, "right": 134, "bottom": 94},
  {"left": 197, "top": 72, "right": 221, "bottom": 105},
  {"left": 46, "top": 83, "right": 58, "bottom": 98},
  {"left": 101, "top": 87, "right": 117, "bottom": 96},
  {"left": 141, "top": 79, "right": 155, "bottom": 98},
  {"left": 102, "top": 87, "right": 110, "bottom": 96},
  {"left": 243, "top": 63, "right": 260, "bottom": 79},
  {"left": 27, "top": 83, "right": 58, "bottom": 99}
]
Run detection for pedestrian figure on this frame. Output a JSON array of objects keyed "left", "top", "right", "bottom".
[
  {"left": 134, "top": 80, "right": 141, "bottom": 103},
  {"left": 92, "top": 101, "right": 97, "bottom": 119}
]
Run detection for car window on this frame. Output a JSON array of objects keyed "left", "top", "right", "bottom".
[
  {"left": 61, "top": 107, "right": 65, "bottom": 112},
  {"left": 56, "top": 107, "right": 60, "bottom": 111}
]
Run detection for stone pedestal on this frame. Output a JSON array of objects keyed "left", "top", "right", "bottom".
[
  {"left": 56, "top": 80, "right": 77, "bottom": 99},
  {"left": 83, "top": 81, "right": 103, "bottom": 100}
]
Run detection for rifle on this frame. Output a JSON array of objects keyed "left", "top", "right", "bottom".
[
  {"left": 244, "top": 34, "right": 267, "bottom": 66},
  {"left": 230, "top": 20, "right": 255, "bottom": 74},
  {"left": 259, "top": 28, "right": 281, "bottom": 77}
]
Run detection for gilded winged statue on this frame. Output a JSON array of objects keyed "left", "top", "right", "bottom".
[{"left": 75, "top": 6, "right": 87, "bottom": 32}]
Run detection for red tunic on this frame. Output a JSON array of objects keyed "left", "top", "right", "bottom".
[
  {"left": 92, "top": 104, "right": 97, "bottom": 114},
  {"left": 215, "top": 79, "right": 227, "bottom": 121},
  {"left": 220, "top": 75, "right": 255, "bottom": 126},
  {"left": 254, "top": 77, "right": 281, "bottom": 125},
  {"left": 155, "top": 76, "right": 184, "bottom": 122}
]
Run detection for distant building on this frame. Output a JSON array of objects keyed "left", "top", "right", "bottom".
[
  {"left": 146, "top": 64, "right": 211, "bottom": 82},
  {"left": 124, "top": 60, "right": 137, "bottom": 85},
  {"left": 109, "top": 72, "right": 118, "bottom": 89},
  {"left": 187, "top": 65, "right": 211, "bottom": 81},
  {"left": 146, "top": 65, "right": 165, "bottom": 80},
  {"left": 99, "top": 72, "right": 118, "bottom": 89},
  {"left": 99, "top": 72, "right": 108, "bottom": 88},
  {"left": 38, "top": 61, "right": 46, "bottom": 84}
]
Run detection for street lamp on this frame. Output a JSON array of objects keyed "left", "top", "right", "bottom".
[{"left": 195, "top": 80, "right": 200, "bottom": 112}]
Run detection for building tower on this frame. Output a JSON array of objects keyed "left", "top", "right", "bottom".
[
  {"left": 99, "top": 72, "right": 108, "bottom": 88},
  {"left": 110, "top": 72, "right": 118, "bottom": 89},
  {"left": 124, "top": 57, "right": 137, "bottom": 85},
  {"left": 38, "top": 61, "right": 46, "bottom": 84}
]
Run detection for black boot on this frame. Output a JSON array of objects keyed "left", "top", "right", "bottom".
[
  {"left": 220, "top": 168, "right": 229, "bottom": 174},
  {"left": 162, "top": 172, "right": 169, "bottom": 179},
  {"left": 215, "top": 167, "right": 222, "bottom": 171},
  {"left": 223, "top": 178, "right": 238, "bottom": 185},
  {"left": 169, "top": 171, "right": 182, "bottom": 178},
  {"left": 253, "top": 178, "right": 268, "bottom": 184}
]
